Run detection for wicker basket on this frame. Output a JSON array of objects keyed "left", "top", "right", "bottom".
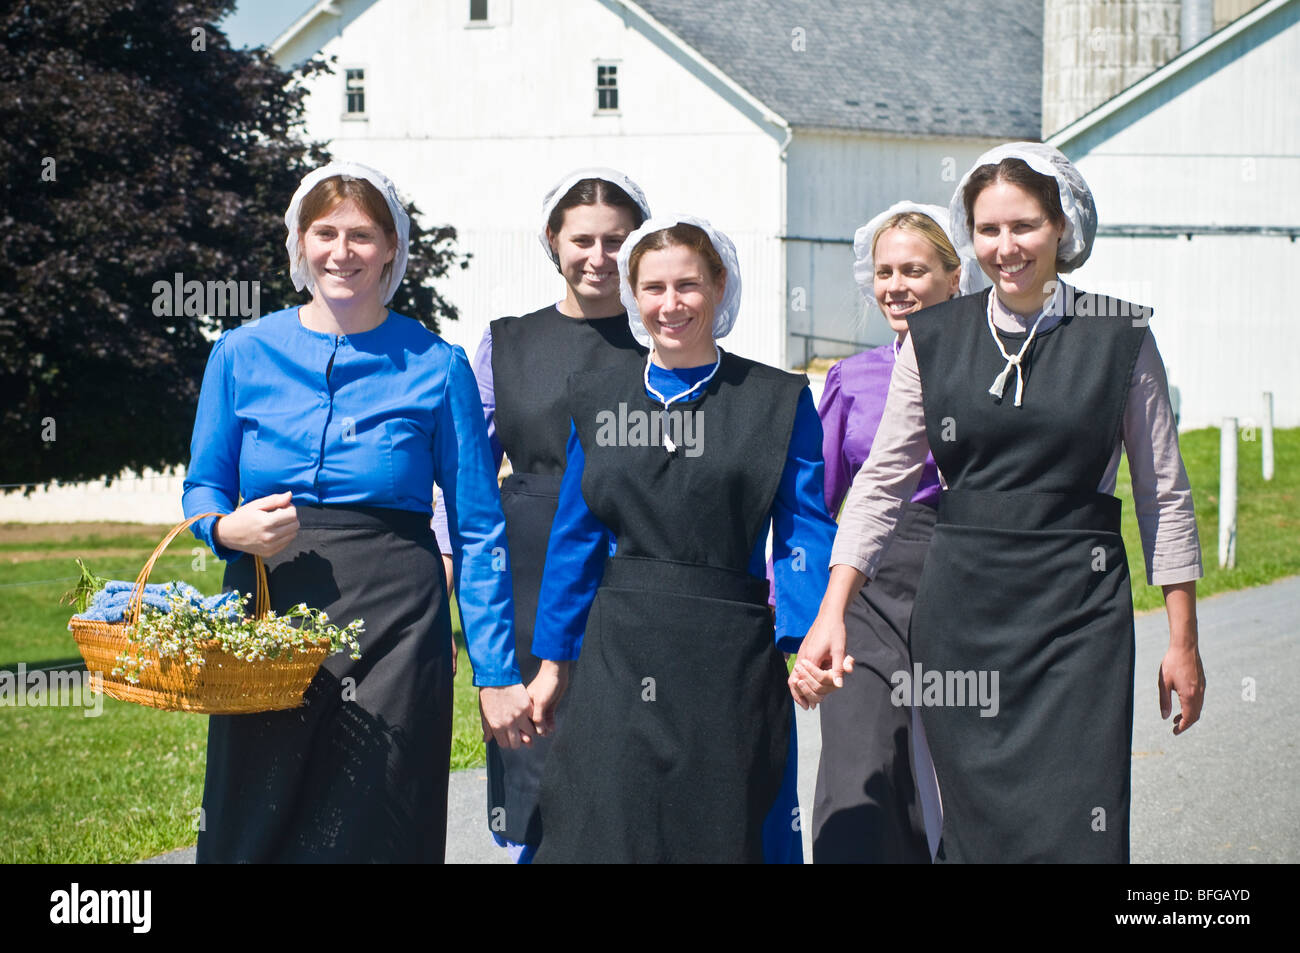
[{"left": 68, "top": 513, "right": 331, "bottom": 714}]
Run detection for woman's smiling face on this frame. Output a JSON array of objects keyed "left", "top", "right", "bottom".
[
  {"left": 299, "top": 198, "right": 396, "bottom": 309},
  {"left": 971, "top": 179, "right": 1065, "bottom": 315},
  {"left": 872, "top": 227, "right": 961, "bottom": 336},
  {"left": 548, "top": 202, "right": 638, "bottom": 313},
  {"left": 634, "top": 243, "right": 726, "bottom": 368}
]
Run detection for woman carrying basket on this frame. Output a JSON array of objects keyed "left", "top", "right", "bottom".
[{"left": 182, "top": 161, "right": 533, "bottom": 863}]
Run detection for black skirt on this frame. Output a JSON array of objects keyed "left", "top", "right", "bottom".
[
  {"left": 910, "top": 490, "right": 1135, "bottom": 863},
  {"left": 812, "top": 502, "right": 935, "bottom": 864},
  {"left": 196, "top": 505, "right": 454, "bottom": 863},
  {"left": 486, "top": 472, "right": 565, "bottom": 846},
  {"left": 534, "top": 557, "right": 791, "bottom": 864}
]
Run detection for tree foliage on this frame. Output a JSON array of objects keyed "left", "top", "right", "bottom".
[{"left": 0, "top": 0, "right": 468, "bottom": 487}]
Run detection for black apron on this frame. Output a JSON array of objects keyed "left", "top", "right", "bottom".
[
  {"left": 197, "top": 505, "right": 453, "bottom": 863},
  {"left": 812, "top": 501, "right": 935, "bottom": 864},
  {"left": 534, "top": 351, "right": 805, "bottom": 863},
  {"left": 907, "top": 288, "right": 1148, "bottom": 863},
  {"left": 485, "top": 306, "right": 644, "bottom": 846}
]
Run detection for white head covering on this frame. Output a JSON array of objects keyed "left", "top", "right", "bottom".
[
  {"left": 538, "top": 167, "right": 652, "bottom": 265},
  {"left": 948, "top": 142, "right": 1097, "bottom": 274},
  {"left": 616, "top": 214, "right": 742, "bottom": 350},
  {"left": 284, "top": 161, "right": 410, "bottom": 305},
  {"left": 852, "top": 201, "right": 987, "bottom": 312}
]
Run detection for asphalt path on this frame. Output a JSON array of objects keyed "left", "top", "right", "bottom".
[{"left": 143, "top": 574, "right": 1299, "bottom": 865}]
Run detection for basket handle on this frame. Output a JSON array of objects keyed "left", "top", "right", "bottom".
[{"left": 127, "top": 512, "right": 269, "bottom": 628}]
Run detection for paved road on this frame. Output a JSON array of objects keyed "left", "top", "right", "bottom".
[{"left": 143, "top": 574, "right": 1300, "bottom": 864}]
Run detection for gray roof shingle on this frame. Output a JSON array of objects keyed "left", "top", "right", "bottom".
[{"left": 631, "top": 0, "right": 1043, "bottom": 138}]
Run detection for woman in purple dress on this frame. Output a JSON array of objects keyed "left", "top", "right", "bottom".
[{"left": 808, "top": 202, "right": 980, "bottom": 863}]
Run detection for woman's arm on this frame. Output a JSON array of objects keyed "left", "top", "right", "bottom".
[
  {"left": 182, "top": 334, "right": 301, "bottom": 560},
  {"left": 793, "top": 335, "right": 932, "bottom": 708},
  {"left": 432, "top": 345, "right": 533, "bottom": 748},
  {"left": 1122, "top": 330, "right": 1206, "bottom": 733},
  {"left": 528, "top": 422, "right": 614, "bottom": 732},
  {"left": 432, "top": 325, "right": 499, "bottom": 557}
]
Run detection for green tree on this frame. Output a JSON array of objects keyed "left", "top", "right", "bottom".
[{"left": 0, "top": 0, "right": 468, "bottom": 487}]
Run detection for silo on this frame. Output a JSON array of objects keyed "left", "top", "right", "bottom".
[{"left": 1042, "top": 0, "right": 1183, "bottom": 137}]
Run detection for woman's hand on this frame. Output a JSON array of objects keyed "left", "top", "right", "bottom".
[
  {"left": 212, "top": 492, "right": 299, "bottom": 558},
  {"left": 527, "top": 660, "right": 570, "bottom": 737},
  {"left": 788, "top": 564, "right": 864, "bottom": 710},
  {"left": 478, "top": 683, "right": 535, "bottom": 749},
  {"left": 1159, "top": 581, "right": 1205, "bottom": 735},
  {"left": 790, "top": 610, "right": 854, "bottom": 710}
]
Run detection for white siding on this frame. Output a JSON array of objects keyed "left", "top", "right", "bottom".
[
  {"left": 1057, "top": 0, "right": 1300, "bottom": 427},
  {"left": 276, "top": 0, "right": 786, "bottom": 367},
  {"left": 1070, "top": 235, "right": 1299, "bottom": 429},
  {"left": 784, "top": 133, "right": 1001, "bottom": 363}
]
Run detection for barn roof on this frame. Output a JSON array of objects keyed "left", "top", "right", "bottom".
[{"left": 626, "top": 0, "right": 1044, "bottom": 138}]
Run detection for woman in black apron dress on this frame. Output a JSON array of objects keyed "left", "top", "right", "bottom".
[
  {"left": 183, "top": 162, "right": 533, "bottom": 862},
  {"left": 808, "top": 202, "right": 981, "bottom": 864},
  {"left": 795, "top": 144, "right": 1206, "bottom": 863},
  {"left": 433, "top": 169, "right": 651, "bottom": 861},
  {"left": 526, "top": 216, "right": 839, "bottom": 863}
]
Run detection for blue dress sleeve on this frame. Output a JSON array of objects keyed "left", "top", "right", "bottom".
[
  {"left": 532, "top": 422, "right": 615, "bottom": 661},
  {"left": 434, "top": 345, "right": 521, "bottom": 687},
  {"left": 182, "top": 334, "right": 245, "bottom": 563},
  {"left": 432, "top": 326, "right": 498, "bottom": 555},
  {"left": 769, "top": 387, "right": 837, "bottom": 653}
]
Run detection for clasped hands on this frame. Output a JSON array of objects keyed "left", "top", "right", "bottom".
[{"left": 481, "top": 659, "right": 571, "bottom": 750}]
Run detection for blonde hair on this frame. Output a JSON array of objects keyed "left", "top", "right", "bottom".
[{"left": 871, "top": 212, "right": 960, "bottom": 273}]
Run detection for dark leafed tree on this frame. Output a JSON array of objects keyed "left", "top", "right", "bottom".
[{"left": 0, "top": 0, "right": 468, "bottom": 487}]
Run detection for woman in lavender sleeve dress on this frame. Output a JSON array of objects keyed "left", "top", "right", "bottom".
[{"left": 809, "top": 203, "right": 980, "bottom": 863}]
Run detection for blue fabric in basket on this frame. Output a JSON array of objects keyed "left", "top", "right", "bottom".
[{"left": 71, "top": 580, "right": 242, "bottom": 623}]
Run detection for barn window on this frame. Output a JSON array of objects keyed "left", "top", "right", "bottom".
[
  {"left": 595, "top": 63, "right": 619, "bottom": 112},
  {"left": 345, "top": 68, "right": 365, "bottom": 115},
  {"left": 469, "top": 0, "right": 488, "bottom": 22}
]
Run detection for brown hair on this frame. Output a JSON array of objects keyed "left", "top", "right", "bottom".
[
  {"left": 546, "top": 178, "right": 646, "bottom": 236},
  {"left": 627, "top": 223, "right": 726, "bottom": 289},
  {"left": 962, "top": 157, "right": 1069, "bottom": 270},
  {"left": 297, "top": 175, "right": 398, "bottom": 285},
  {"left": 871, "top": 211, "right": 960, "bottom": 273}
]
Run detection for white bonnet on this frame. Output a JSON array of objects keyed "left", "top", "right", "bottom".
[
  {"left": 948, "top": 142, "right": 1097, "bottom": 273},
  {"left": 284, "top": 161, "right": 410, "bottom": 305},
  {"left": 616, "top": 214, "right": 741, "bottom": 350},
  {"left": 852, "top": 201, "right": 987, "bottom": 309},
  {"left": 538, "top": 167, "right": 651, "bottom": 265}
]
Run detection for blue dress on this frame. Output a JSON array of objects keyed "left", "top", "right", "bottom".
[
  {"left": 533, "top": 359, "right": 836, "bottom": 863},
  {"left": 183, "top": 308, "right": 518, "bottom": 861}
]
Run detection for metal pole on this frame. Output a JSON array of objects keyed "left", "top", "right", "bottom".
[
  {"left": 1219, "top": 418, "right": 1237, "bottom": 570},
  {"left": 1262, "top": 392, "right": 1275, "bottom": 482}
]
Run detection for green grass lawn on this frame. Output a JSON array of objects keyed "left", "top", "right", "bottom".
[
  {"left": 1, "top": 427, "right": 1296, "bottom": 861},
  {"left": 0, "top": 524, "right": 483, "bottom": 862}
]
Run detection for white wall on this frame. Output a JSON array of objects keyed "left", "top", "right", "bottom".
[
  {"left": 276, "top": 0, "right": 787, "bottom": 366},
  {"left": 784, "top": 132, "right": 1002, "bottom": 362},
  {"left": 1057, "top": 0, "right": 1300, "bottom": 427}
]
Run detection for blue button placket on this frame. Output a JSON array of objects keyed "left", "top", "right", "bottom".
[{"left": 313, "top": 334, "right": 343, "bottom": 495}]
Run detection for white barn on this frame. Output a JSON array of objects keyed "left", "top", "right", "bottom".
[
  {"left": 270, "top": 0, "right": 1043, "bottom": 369},
  {"left": 1047, "top": 0, "right": 1299, "bottom": 428}
]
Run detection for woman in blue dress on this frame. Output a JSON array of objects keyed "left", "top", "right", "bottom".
[
  {"left": 525, "top": 215, "right": 839, "bottom": 863},
  {"left": 183, "top": 161, "right": 533, "bottom": 862}
]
